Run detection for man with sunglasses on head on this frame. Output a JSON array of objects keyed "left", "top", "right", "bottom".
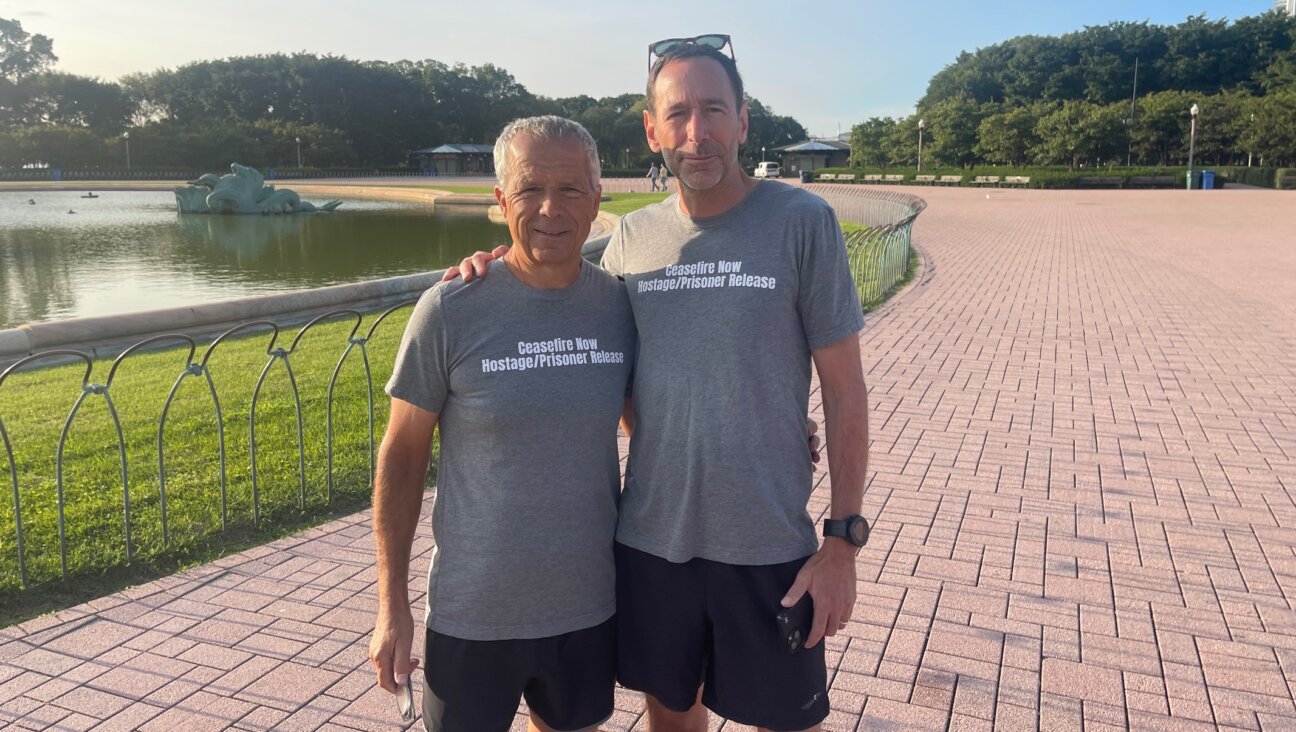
[
  {"left": 602, "top": 36, "right": 871, "bottom": 732},
  {"left": 449, "top": 36, "right": 871, "bottom": 732}
]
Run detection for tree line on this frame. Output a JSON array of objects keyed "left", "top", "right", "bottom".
[
  {"left": 0, "top": 18, "right": 806, "bottom": 171},
  {"left": 850, "top": 12, "right": 1296, "bottom": 169}
]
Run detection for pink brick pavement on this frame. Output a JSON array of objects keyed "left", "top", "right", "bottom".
[{"left": 1, "top": 185, "right": 1294, "bottom": 730}]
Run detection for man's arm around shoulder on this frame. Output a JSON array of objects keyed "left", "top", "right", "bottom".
[
  {"left": 369, "top": 398, "right": 438, "bottom": 693},
  {"left": 781, "top": 330, "right": 870, "bottom": 648}
]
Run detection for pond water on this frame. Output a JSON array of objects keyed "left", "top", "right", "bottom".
[{"left": 0, "top": 190, "right": 509, "bottom": 328}]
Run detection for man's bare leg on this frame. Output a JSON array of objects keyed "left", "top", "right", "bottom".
[{"left": 645, "top": 688, "right": 707, "bottom": 732}]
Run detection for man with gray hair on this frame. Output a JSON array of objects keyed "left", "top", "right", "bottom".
[{"left": 368, "top": 115, "right": 634, "bottom": 732}]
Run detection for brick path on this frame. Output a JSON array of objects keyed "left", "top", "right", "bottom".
[{"left": 1, "top": 186, "right": 1294, "bottom": 730}]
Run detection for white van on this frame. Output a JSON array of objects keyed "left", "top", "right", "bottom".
[{"left": 754, "top": 161, "right": 781, "bottom": 178}]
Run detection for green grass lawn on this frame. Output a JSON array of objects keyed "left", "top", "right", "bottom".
[
  {"left": 398, "top": 186, "right": 668, "bottom": 217},
  {"left": 403, "top": 184, "right": 494, "bottom": 194},
  {"left": 598, "top": 192, "right": 671, "bottom": 216}
]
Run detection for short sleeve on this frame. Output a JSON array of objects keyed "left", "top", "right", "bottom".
[
  {"left": 385, "top": 286, "right": 451, "bottom": 414},
  {"left": 797, "top": 203, "right": 865, "bottom": 349},
  {"left": 600, "top": 219, "right": 627, "bottom": 276}
]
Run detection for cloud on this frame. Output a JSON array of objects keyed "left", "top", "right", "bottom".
[{"left": 3, "top": 6, "right": 50, "bottom": 17}]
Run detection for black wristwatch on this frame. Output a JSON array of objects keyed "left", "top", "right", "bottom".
[{"left": 823, "top": 515, "right": 870, "bottom": 548}]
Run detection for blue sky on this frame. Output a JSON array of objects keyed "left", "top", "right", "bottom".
[{"left": 1, "top": 0, "right": 1274, "bottom": 137}]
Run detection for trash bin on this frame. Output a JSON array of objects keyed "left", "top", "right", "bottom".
[
  {"left": 800, "top": 170, "right": 813, "bottom": 183},
  {"left": 1185, "top": 170, "right": 1203, "bottom": 190},
  {"left": 1201, "top": 170, "right": 1216, "bottom": 190}
]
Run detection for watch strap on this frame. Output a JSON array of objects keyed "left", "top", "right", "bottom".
[
  {"left": 822, "top": 518, "right": 850, "bottom": 538},
  {"left": 823, "top": 515, "right": 869, "bottom": 547}
]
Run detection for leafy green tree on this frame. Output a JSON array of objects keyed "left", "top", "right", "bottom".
[
  {"left": 1128, "top": 90, "right": 1197, "bottom": 165},
  {"left": 1242, "top": 90, "right": 1296, "bottom": 165},
  {"left": 11, "top": 125, "right": 107, "bottom": 168},
  {"left": 1254, "top": 21, "right": 1296, "bottom": 93},
  {"left": 848, "top": 117, "right": 894, "bottom": 168},
  {"left": 0, "top": 18, "right": 55, "bottom": 80},
  {"left": 0, "top": 40, "right": 808, "bottom": 170},
  {"left": 882, "top": 116, "right": 920, "bottom": 168},
  {"left": 8, "top": 72, "right": 134, "bottom": 134},
  {"left": 1, "top": 17, "right": 58, "bottom": 132},
  {"left": 252, "top": 120, "right": 357, "bottom": 167},
  {"left": 1234, "top": 11, "right": 1296, "bottom": 93},
  {"left": 0, "top": 129, "right": 19, "bottom": 167},
  {"left": 921, "top": 13, "right": 1296, "bottom": 109},
  {"left": 1032, "top": 100, "right": 1123, "bottom": 168},
  {"left": 975, "top": 105, "right": 1041, "bottom": 166},
  {"left": 921, "top": 96, "right": 985, "bottom": 167},
  {"left": 923, "top": 50, "right": 1004, "bottom": 108},
  {"left": 1189, "top": 91, "right": 1251, "bottom": 165},
  {"left": 745, "top": 97, "right": 806, "bottom": 166}
]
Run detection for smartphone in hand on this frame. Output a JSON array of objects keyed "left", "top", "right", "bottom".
[
  {"left": 396, "top": 677, "right": 415, "bottom": 722},
  {"left": 775, "top": 594, "right": 814, "bottom": 654}
]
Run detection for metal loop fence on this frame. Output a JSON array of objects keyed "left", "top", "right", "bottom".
[
  {"left": 809, "top": 185, "right": 927, "bottom": 308},
  {"left": 0, "top": 301, "right": 417, "bottom": 589},
  {"left": 0, "top": 187, "right": 923, "bottom": 592}
]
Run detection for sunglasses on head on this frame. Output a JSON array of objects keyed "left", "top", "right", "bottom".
[{"left": 647, "top": 34, "right": 736, "bottom": 72}]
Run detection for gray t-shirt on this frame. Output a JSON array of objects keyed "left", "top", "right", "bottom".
[
  {"left": 602, "top": 180, "right": 863, "bottom": 565},
  {"left": 385, "top": 258, "right": 635, "bottom": 640}
]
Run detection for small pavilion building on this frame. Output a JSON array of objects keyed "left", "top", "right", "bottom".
[
  {"left": 408, "top": 144, "right": 495, "bottom": 175},
  {"left": 774, "top": 140, "right": 851, "bottom": 175}
]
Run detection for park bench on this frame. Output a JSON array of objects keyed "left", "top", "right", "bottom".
[
  {"left": 818, "top": 173, "right": 837, "bottom": 182},
  {"left": 1077, "top": 176, "right": 1122, "bottom": 188},
  {"left": 1280, "top": 172, "right": 1296, "bottom": 190},
  {"left": 838, "top": 174, "right": 856, "bottom": 183},
  {"left": 863, "top": 174, "right": 883, "bottom": 183},
  {"left": 914, "top": 175, "right": 936, "bottom": 185},
  {"left": 884, "top": 174, "right": 905, "bottom": 184},
  {"left": 1128, "top": 175, "right": 1177, "bottom": 189},
  {"left": 937, "top": 175, "right": 963, "bottom": 186},
  {"left": 971, "top": 176, "right": 1001, "bottom": 187},
  {"left": 1002, "top": 175, "right": 1030, "bottom": 187}
]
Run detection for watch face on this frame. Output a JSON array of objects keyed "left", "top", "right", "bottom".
[{"left": 849, "top": 517, "right": 869, "bottom": 546}]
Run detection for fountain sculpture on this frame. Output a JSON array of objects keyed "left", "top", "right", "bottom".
[{"left": 174, "top": 163, "right": 342, "bottom": 214}]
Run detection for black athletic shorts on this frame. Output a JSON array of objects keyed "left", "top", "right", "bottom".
[
  {"left": 615, "top": 543, "right": 829, "bottom": 731},
  {"left": 421, "top": 616, "right": 616, "bottom": 732}
]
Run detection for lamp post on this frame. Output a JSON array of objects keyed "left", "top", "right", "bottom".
[
  {"left": 761, "top": 145, "right": 766, "bottom": 163},
  {"left": 1187, "top": 103, "right": 1199, "bottom": 170},
  {"left": 917, "top": 118, "right": 925, "bottom": 172},
  {"left": 295, "top": 136, "right": 303, "bottom": 168},
  {"left": 624, "top": 147, "right": 630, "bottom": 169},
  {"left": 1248, "top": 112, "right": 1255, "bottom": 168},
  {"left": 123, "top": 131, "right": 131, "bottom": 170}
]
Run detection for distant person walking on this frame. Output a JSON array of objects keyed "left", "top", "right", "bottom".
[
  {"left": 657, "top": 164, "right": 669, "bottom": 191},
  {"left": 647, "top": 161, "right": 661, "bottom": 191}
]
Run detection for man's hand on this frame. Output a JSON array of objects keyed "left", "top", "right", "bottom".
[
  {"left": 441, "top": 244, "right": 509, "bottom": 282},
  {"left": 369, "top": 604, "right": 421, "bottom": 694},
  {"left": 780, "top": 539, "right": 856, "bottom": 649},
  {"left": 808, "top": 418, "right": 821, "bottom": 469}
]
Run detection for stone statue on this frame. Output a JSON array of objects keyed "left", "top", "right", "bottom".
[{"left": 174, "top": 163, "right": 342, "bottom": 214}]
